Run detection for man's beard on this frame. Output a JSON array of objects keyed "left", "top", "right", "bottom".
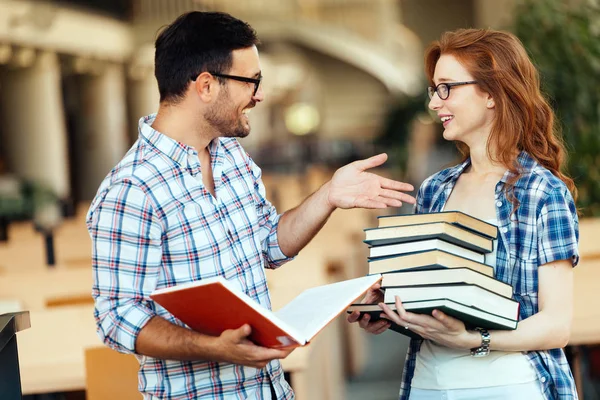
[{"left": 205, "top": 90, "right": 254, "bottom": 138}]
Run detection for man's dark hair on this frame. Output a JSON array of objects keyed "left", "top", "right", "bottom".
[{"left": 154, "top": 11, "right": 259, "bottom": 104}]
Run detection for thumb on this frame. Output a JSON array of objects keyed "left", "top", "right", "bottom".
[
  {"left": 354, "top": 153, "right": 388, "bottom": 171},
  {"left": 432, "top": 310, "right": 453, "bottom": 328},
  {"left": 232, "top": 324, "right": 252, "bottom": 341}
]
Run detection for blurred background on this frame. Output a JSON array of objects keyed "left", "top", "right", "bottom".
[{"left": 0, "top": 0, "right": 599, "bottom": 399}]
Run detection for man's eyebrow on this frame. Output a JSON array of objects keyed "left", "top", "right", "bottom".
[{"left": 252, "top": 71, "right": 262, "bottom": 78}]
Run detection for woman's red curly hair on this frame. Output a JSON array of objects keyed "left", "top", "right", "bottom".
[{"left": 425, "top": 28, "right": 577, "bottom": 203}]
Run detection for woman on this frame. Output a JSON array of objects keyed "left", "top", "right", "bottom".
[{"left": 349, "top": 29, "right": 579, "bottom": 399}]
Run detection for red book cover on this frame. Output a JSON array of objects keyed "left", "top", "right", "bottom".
[{"left": 150, "top": 274, "right": 382, "bottom": 348}]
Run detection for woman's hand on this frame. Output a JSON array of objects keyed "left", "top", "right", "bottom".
[
  {"left": 379, "top": 295, "right": 480, "bottom": 349},
  {"left": 347, "top": 283, "right": 391, "bottom": 335}
]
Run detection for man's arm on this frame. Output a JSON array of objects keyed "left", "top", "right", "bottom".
[
  {"left": 277, "top": 153, "right": 415, "bottom": 257},
  {"left": 136, "top": 317, "right": 293, "bottom": 369}
]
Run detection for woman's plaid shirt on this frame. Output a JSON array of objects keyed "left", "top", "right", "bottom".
[
  {"left": 399, "top": 152, "right": 579, "bottom": 400},
  {"left": 87, "top": 115, "right": 294, "bottom": 399}
]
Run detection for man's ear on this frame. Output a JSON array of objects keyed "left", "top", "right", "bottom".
[{"left": 192, "top": 72, "right": 217, "bottom": 103}]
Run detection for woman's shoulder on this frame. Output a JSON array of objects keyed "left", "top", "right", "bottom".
[
  {"left": 516, "top": 153, "right": 573, "bottom": 199},
  {"left": 419, "top": 164, "right": 463, "bottom": 191}
]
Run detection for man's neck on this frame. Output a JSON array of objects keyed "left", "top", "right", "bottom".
[{"left": 151, "top": 104, "right": 217, "bottom": 152}]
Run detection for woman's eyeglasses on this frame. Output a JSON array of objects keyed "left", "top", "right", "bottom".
[{"left": 428, "top": 81, "right": 478, "bottom": 100}]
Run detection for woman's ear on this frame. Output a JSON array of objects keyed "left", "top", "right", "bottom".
[{"left": 486, "top": 94, "right": 495, "bottom": 109}]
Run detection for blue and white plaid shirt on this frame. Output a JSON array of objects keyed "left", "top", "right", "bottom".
[
  {"left": 399, "top": 152, "right": 579, "bottom": 400},
  {"left": 87, "top": 115, "right": 294, "bottom": 399}
]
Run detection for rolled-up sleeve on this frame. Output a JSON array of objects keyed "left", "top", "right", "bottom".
[
  {"left": 537, "top": 186, "right": 579, "bottom": 267},
  {"left": 87, "top": 179, "right": 163, "bottom": 354},
  {"left": 248, "top": 158, "right": 294, "bottom": 269}
]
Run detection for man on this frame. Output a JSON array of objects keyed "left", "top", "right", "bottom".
[{"left": 87, "top": 11, "right": 415, "bottom": 400}]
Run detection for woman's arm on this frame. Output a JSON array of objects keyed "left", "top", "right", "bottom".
[
  {"left": 486, "top": 259, "right": 573, "bottom": 351},
  {"left": 379, "top": 258, "right": 574, "bottom": 351}
]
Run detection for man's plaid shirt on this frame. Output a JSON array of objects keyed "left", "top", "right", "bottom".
[
  {"left": 87, "top": 115, "right": 294, "bottom": 399},
  {"left": 399, "top": 152, "right": 579, "bottom": 400}
]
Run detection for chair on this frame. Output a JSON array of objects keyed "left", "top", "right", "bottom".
[{"left": 84, "top": 346, "right": 140, "bottom": 400}]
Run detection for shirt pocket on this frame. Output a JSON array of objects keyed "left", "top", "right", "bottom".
[{"left": 510, "top": 257, "right": 539, "bottom": 321}]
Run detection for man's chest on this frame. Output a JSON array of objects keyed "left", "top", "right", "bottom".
[{"left": 157, "top": 170, "right": 265, "bottom": 282}]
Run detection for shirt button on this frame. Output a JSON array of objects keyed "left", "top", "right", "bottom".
[
  {"left": 540, "top": 376, "right": 547, "bottom": 383},
  {"left": 502, "top": 227, "right": 508, "bottom": 233},
  {"left": 496, "top": 201, "right": 503, "bottom": 207}
]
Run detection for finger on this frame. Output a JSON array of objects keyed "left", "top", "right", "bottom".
[
  {"left": 432, "top": 309, "right": 458, "bottom": 330},
  {"left": 394, "top": 297, "right": 446, "bottom": 331},
  {"left": 353, "top": 153, "right": 388, "bottom": 171},
  {"left": 366, "top": 319, "right": 390, "bottom": 334},
  {"left": 378, "top": 303, "right": 404, "bottom": 325},
  {"left": 379, "top": 177, "right": 415, "bottom": 193},
  {"left": 229, "top": 324, "right": 252, "bottom": 342},
  {"left": 254, "top": 347, "right": 291, "bottom": 361},
  {"left": 347, "top": 311, "right": 361, "bottom": 323},
  {"left": 358, "top": 313, "right": 371, "bottom": 329},
  {"left": 371, "top": 321, "right": 391, "bottom": 335},
  {"left": 378, "top": 189, "right": 417, "bottom": 205},
  {"left": 353, "top": 199, "right": 389, "bottom": 209},
  {"left": 364, "top": 286, "right": 384, "bottom": 303}
]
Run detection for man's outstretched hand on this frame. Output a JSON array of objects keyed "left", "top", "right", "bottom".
[{"left": 327, "top": 153, "right": 416, "bottom": 210}]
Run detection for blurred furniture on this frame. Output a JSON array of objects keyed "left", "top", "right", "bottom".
[
  {"left": 568, "top": 217, "right": 600, "bottom": 399},
  {"left": 85, "top": 347, "right": 140, "bottom": 400},
  {"left": 0, "top": 311, "right": 31, "bottom": 399},
  {"left": 0, "top": 268, "right": 92, "bottom": 311},
  {"left": 17, "top": 306, "right": 101, "bottom": 395}
]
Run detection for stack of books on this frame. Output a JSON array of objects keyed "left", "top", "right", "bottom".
[{"left": 347, "top": 211, "right": 520, "bottom": 339}]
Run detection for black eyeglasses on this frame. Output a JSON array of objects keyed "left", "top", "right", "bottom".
[
  {"left": 209, "top": 72, "right": 263, "bottom": 96},
  {"left": 428, "top": 81, "right": 478, "bottom": 100}
]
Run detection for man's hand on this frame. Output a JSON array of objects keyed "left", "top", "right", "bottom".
[
  {"left": 347, "top": 283, "right": 391, "bottom": 335},
  {"left": 327, "top": 153, "right": 416, "bottom": 210},
  {"left": 212, "top": 324, "right": 294, "bottom": 369}
]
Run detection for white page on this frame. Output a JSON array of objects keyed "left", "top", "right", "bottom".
[{"left": 274, "top": 274, "right": 381, "bottom": 342}]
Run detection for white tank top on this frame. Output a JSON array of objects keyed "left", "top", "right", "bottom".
[{"left": 411, "top": 218, "right": 538, "bottom": 389}]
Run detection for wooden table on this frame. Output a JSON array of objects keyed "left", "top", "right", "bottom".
[
  {"left": 17, "top": 306, "right": 101, "bottom": 394},
  {"left": 0, "top": 268, "right": 93, "bottom": 311}
]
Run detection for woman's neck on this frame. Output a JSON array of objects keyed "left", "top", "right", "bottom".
[{"left": 466, "top": 142, "right": 506, "bottom": 177}]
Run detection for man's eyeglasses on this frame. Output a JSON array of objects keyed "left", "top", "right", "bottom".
[
  {"left": 210, "top": 72, "right": 263, "bottom": 97},
  {"left": 428, "top": 81, "right": 478, "bottom": 100}
]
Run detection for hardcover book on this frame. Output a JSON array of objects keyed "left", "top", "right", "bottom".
[
  {"left": 380, "top": 268, "right": 512, "bottom": 298},
  {"left": 151, "top": 274, "right": 382, "bottom": 348},
  {"left": 368, "top": 238, "right": 486, "bottom": 263},
  {"left": 368, "top": 250, "right": 492, "bottom": 276},
  {"left": 383, "top": 283, "right": 519, "bottom": 321},
  {"left": 377, "top": 211, "right": 498, "bottom": 239},
  {"left": 364, "top": 222, "right": 493, "bottom": 253}
]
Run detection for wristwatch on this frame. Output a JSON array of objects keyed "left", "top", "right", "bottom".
[{"left": 470, "top": 327, "right": 491, "bottom": 357}]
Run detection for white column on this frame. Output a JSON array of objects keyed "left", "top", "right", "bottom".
[
  {"left": 73, "top": 62, "right": 129, "bottom": 200},
  {"left": 127, "top": 43, "right": 160, "bottom": 143},
  {"left": 0, "top": 50, "right": 71, "bottom": 201},
  {"left": 127, "top": 67, "right": 160, "bottom": 143}
]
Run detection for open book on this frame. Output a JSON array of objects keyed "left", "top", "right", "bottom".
[{"left": 151, "top": 274, "right": 382, "bottom": 348}]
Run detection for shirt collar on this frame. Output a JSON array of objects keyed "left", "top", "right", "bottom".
[{"left": 138, "top": 114, "right": 205, "bottom": 176}]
